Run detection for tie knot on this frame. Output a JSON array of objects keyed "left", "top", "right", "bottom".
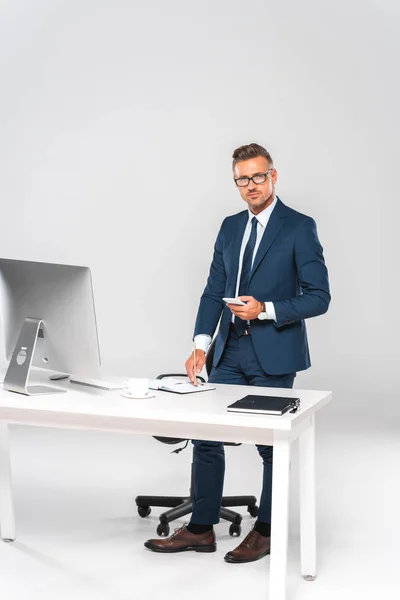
[{"left": 251, "top": 216, "right": 258, "bottom": 228}]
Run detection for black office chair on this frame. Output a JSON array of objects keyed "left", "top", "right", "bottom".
[{"left": 135, "top": 339, "right": 259, "bottom": 537}]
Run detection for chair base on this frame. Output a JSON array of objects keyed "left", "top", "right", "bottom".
[{"left": 135, "top": 493, "right": 259, "bottom": 538}]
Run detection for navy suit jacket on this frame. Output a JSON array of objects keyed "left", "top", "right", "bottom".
[{"left": 194, "top": 198, "right": 331, "bottom": 375}]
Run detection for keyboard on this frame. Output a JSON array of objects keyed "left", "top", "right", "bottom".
[{"left": 69, "top": 376, "right": 124, "bottom": 391}]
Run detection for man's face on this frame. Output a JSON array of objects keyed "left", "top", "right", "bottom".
[{"left": 233, "top": 157, "right": 278, "bottom": 214}]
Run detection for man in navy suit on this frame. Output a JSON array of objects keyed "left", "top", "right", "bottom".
[{"left": 145, "top": 143, "right": 330, "bottom": 561}]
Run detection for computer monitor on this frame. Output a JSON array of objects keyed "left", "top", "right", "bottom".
[{"left": 0, "top": 258, "right": 102, "bottom": 395}]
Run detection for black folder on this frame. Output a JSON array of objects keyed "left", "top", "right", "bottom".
[{"left": 227, "top": 395, "right": 300, "bottom": 416}]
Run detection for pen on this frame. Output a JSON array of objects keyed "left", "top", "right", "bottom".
[{"left": 193, "top": 342, "right": 197, "bottom": 386}]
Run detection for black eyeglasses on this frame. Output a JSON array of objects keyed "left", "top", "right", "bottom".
[{"left": 234, "top": 169, "right": 273, "bottom": 188}]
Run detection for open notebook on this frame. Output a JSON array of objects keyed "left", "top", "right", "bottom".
[{"left": 149, "top": 377, "right": 215, "bottom": 395}]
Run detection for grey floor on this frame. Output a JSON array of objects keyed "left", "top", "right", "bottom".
[{"left": 0, "top": 404, "right": 398, "bottom": 600}]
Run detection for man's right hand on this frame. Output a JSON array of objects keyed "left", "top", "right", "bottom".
[{"left": 185, "top": 349, "right": 206, "bottom": 386}]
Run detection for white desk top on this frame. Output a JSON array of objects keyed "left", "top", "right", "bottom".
[{"left": 0, "top": 380, "right": 332, "bottom": 445}]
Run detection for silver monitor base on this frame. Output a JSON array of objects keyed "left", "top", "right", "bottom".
[
  {"left": 23, "top": 385, "right": 65, "bottom": 396},
  {"left": 3, "top": 318, "right": 66, "bottom": 396}
]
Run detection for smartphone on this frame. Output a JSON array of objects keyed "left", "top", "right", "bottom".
[{"left": 223, "top": 297, "right": 246, "bottom": 306}]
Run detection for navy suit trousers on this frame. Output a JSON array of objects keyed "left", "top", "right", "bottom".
[{"left": 191, "top": 327, "right": 295, "bottom": 525}]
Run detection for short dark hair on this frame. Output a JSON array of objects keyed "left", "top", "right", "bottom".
[{"left": 232, "top": 143, "right": 273, "bottom": 169}]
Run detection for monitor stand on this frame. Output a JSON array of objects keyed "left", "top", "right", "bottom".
[{"left": 3, "top": 318, "right": 66, "bottom": 396}]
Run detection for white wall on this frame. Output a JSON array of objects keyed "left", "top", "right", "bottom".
[{"left": 1, "top": 0, "right": 399, "bottom": 414}]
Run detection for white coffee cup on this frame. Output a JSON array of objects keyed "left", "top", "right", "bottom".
[{"left": 122, "top": 378, "right": 149, "bottom": 397}]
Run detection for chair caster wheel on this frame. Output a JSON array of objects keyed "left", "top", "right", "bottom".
[
  {"left": 248, "top": 505, "right": 259, "bottom": 518},
  {"left": 157, "top": 523, "right": 170, "bottom": 537},
  {"left": 229, "top": 523, "right": 241, "bottom": 537},
  {"left": 137, "top": 505, "right": 151, "bottom": 518}
]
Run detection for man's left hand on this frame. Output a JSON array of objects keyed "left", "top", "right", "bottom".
[{"left": 227, "top": 296, "right": 263, "bottom": 320}]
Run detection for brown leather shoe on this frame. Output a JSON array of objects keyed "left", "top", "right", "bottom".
[
  {"left": 144, "top": 525, "right": 216, "bottom": 553},
  {"left": 224, "top": 528, "right": 271, "bottom": 563}
]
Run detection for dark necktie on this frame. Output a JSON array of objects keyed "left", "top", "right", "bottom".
[{"left": 235, "top": 216, "right": 258, "bottom": 334}]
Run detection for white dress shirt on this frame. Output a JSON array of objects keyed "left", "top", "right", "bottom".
[{"left": 195, "top": 197, "right": 278, "bottom": 353}]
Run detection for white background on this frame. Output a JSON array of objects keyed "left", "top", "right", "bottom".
[{"left": 0, "top": 2, "right": 399, "bottom": 598}]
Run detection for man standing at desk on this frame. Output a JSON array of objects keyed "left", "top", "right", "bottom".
[{"left": 145, "top": 143, "right": 330, "bottom": 562}]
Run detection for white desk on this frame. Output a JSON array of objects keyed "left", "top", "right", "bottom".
[{"left": 0, "top": 381, "right": 332, "bottom": 600}]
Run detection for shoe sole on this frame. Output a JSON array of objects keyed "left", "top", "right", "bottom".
[
  {"left": 224, "top": 548, "right": 270, "bottom": 563},
  {"left": 144, "top": 542, "right": 217, "bottom": 553}
]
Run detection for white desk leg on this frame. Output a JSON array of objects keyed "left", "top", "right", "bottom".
[
  {"left": 0, "top": 422, "right": 16, "bottom": 542},
  {"left": 269, "top": 432, "right": 291, "bottom": 600},
  {"left": 299, "top": 415, "right": 316, "bottom": 581}
]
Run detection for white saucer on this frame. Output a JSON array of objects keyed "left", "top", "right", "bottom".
[{"left": 120, "top": 391, "right": 156, "bottom": 399}]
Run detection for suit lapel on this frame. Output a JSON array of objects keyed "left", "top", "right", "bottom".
[{"left": 250, "top": 198, "right": 288, "bottom": 278}]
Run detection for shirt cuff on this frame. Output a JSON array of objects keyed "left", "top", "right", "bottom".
[
  {"left": 264, "top": 302, "right": 277, "bottom": 321},
  {"left": 194, "top": 334, "right": 212, "bottom": 353}
]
